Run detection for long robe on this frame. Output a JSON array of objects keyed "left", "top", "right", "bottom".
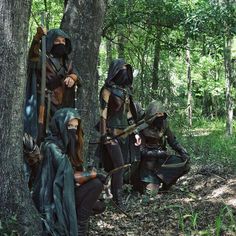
[{"left": 32, "top": 108, "right": 81, "bottom": 236}]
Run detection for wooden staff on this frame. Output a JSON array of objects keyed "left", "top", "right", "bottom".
[{"left": 38, "top": 12, "right": 47, "bottom": 142}]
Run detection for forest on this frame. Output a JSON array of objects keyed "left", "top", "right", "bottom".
[{"left": 0, "top": 0, "right": 235, "bottom": 235}]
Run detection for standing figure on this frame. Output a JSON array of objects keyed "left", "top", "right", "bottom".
[
  {"left": 32, "top": 108, "right": 103, "bottom": 236},
  {"left": 139, "top": 101, "right": 190, "bottom": 193},
  {"left": 24, "top": 27, "right": 81, "bottom": 142},
  {"left": 99, "top": 58, "right": 141, "bottom": 208}
]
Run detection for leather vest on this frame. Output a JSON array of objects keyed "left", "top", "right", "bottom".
[{"left": 107, "top": 85, "right": 132, "bottom": 129}]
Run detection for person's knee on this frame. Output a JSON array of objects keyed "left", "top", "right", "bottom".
[{"left": 91, "top": 178, "right": 103, "bottom": 192}]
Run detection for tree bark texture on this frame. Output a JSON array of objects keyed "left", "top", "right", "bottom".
[
  {"left": 61, "top": 0, "right": 105, "bottom": 163},
  {"left": 0, "top": 0, "right": 42, "bottom": 234}
]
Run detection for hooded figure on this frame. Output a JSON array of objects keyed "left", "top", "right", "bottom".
[
  {"left": 32, "top": 108, "right": 103, "bottom": 236},
  {"left": 98, "top": 58, "right": 141, "bottom": 209},
  {"left": 24, "top": 27, "right": 81, "bottom": 143},
  {"left": 138, "top": 101, "right": 190, "bottom": 193},
  {"left": 105, "top": 58, "right": 133, "bottom": 87}
]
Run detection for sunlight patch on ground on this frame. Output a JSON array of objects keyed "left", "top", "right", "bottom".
[
  {"left": 207, "top": 179, "right": 236, "bottom": 207},
  {"left": 97, "top": 220, "right": 115, "bottom": 229}
]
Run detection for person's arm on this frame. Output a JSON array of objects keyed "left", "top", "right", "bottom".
[
  {"left": 166, "top": 124, "right": 189, "bottom": 159},
  {"left": 65, "top": 62, "right": 82, "bottom": 88},
  {"left": 28, "top": 27, "right": 47, "bottom": 62},
  {"left": 99, "top": 87, "right": 111, "bottom": 142},
  {"left": 127, "top": 104, "right": 141, "bottom": 146}
]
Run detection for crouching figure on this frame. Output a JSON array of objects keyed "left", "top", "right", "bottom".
[
  {"left": 139, "top": 101, "right": 190, "bottom": 194},
  {"left": 24, "top": 108, "right": 105, "bottom": 236}
]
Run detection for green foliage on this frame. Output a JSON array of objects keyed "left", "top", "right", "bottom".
[
  {"left": 176, "top": 205, "right": 236, "bottom": 236},
  {"left": 100, "top": 0, "right": 236, "bottom": 124},
  {"left": 171, "top": 117, "right": 236, "bottom": 171},
  {"left": 29, "top": 0, "right": 64, "bottom": 43}
]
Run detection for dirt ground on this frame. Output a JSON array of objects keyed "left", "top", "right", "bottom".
[{"left": 90, "top": 165, "right": 236, "bottom": 236}]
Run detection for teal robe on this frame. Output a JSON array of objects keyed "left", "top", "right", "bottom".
[{"left": 32, "top": 108, "right": 81, "bottom": 236}]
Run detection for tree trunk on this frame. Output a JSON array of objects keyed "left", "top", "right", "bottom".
[
  {"left": 61, "top": 0, "right": 105, "bottom": 163},
  {"left": 152, "top": 26, "right": 162, "bottom": 90},
  {"left": 224, "top": 36, "right": 234, "bottom": 136},
  {"left": 116, "top": 1, "right": 126, "bottom": 59},
  {"left": 0, "top": 0, "right": 42, "bottom": 234},
  {"left": 186, "top": 39, "right": 192, "bottom": 127},
  {"left": 106, "top": 39, "right": 113, "bottom": 66},
  {"left": 117, "top": 33, "right": 125, "bottom": 59},
  {"left": 139, "top": 32, "right": 149, "bottom": 105}
]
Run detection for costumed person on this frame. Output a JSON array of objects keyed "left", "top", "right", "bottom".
[
  {"left": 99, "top": 58, "right": 141, "bottom": 209},
  {"left": 138, "top": 101, "right": 190, "bottom": 194},
  {"left": 24, "top": 26, "right": 81, "bottom": 143},
  {"left": 24, "top": 108, "right": 104, "bottom": 236}
]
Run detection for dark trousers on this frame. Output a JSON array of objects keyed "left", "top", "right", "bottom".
[
  {"left": 105, "top": 141, "right": 124, "bottom": 193},
  {"left": 75, "top": 178, "right": 103, "bottom": 216}
]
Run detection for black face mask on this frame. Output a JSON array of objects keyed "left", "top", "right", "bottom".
[
  {"left": 67, "top": 128, "right": 77, "bottom": 161},
  {"left": 153, "top": 116, "right": 165, "bottom": 129},
  {"left": 114, "top": 69, "right": 131, "bottom": 87},
  {"left": 51, "top": 44, "right": 67, "bottom": 58}
]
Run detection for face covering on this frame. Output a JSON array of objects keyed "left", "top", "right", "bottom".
[
  {"left": 51, "top": 44, "right": 67, "bottom": 57},
  {"left": 67, "top": 128, "right": 78, "bottom": 161},
  {"left": 114, "top": 69, "right": 132, "bottom": 86},
  {"left": 153, "top": 116, "right": 165, "bottom": 129}
]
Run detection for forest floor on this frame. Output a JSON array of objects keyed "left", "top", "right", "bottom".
[{"left": 90, "top": 164, "right": 236, "bottom": 236}]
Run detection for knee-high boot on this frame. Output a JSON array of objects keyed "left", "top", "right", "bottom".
[{"left": 77, "top": 207, "right": 91, "bottom": 236}]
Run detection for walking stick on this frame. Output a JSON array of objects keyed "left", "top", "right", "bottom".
[{"left": 37, "top": 12, "right": 47, "bottom": 144}]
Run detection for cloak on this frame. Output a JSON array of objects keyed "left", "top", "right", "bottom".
[{"left": 32, "top": 108, "right": 81, "bottom": 236}]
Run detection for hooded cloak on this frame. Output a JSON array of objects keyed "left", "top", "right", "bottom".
[{"left": 32, "top": 108, "right": 82, "bottom": 236}]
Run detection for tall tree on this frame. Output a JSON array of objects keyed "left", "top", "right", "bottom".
[
  {"left": 223, "top": 0, "right": 235, "bottom": 135},
  {"left": 152, "top": 26, "right": 162, "bottom": 90},
  {"left": 224, "top": 35, "right": 234, "bottom": 135},
  {"left": 61, "top": 0, "right": 105, "bottom": 161},
  {"left": 0, "top": 0, "right": 42, "bottom": 234},
  {"left": 186, "top": 39, "right": 192, "bottom": 127}
]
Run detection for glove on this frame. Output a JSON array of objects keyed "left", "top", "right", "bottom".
[
  {"left": 23, "top": 133, "right": 41, "bottom": 166},
  {"left": 96, "top": 173, "right": 106, "bottom": 184},
  {"left": 23, "top": 133, "right": 37, "bottom": 153},
  {"left": 100, "top": 133, "right": 112, "bottom": 144},
  {"left": 34, "top": 26, "right": 47, "bottom": 41}
]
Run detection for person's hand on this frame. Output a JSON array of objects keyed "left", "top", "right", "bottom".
[
  {"left": 64, "top": 77, "right": 75, "bottom": 88},
  {"left": 182, "top": 153, "right": 190, "bottom": 161},
  {"left": 134, "top": 134, "right": 141, "bottom": 146},
  {"left": 34, "top": 26, "right": 47, "bottom": 41},
  {"left": 101, "top": 133, "right": 112, "bottom": 144}
]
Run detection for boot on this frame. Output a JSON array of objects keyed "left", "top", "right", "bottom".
[
  {"left": 112, "top": 189, "right": 126, "bottom": 211},
  {"left": 77, "top": 207, "right": 91, "bottom": 236},
  {"left": 92, "top": 200, "right": 106, "bottom": 215}
]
